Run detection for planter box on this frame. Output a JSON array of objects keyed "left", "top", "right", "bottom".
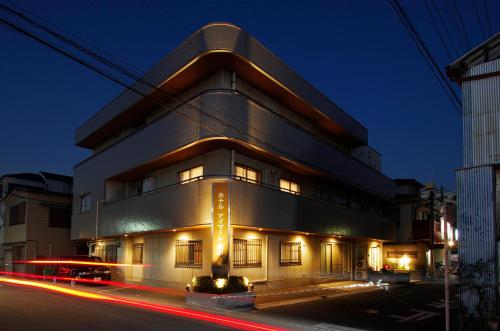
[{"left": 186, "top": 291, "right": 256, "bottom": 310}]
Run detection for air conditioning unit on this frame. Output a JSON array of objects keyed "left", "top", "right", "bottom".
[
  {"left": 355, "top": 260, "right": 367, "bottom": 270},
  {"left": 354, "top": 270, "right": 368, "bottom": 281}
]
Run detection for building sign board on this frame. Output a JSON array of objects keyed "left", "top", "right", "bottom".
[{"left": 212, "top": 182, "right": 230, "bottom": 278}]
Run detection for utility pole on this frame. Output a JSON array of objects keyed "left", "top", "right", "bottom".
[
  {"left": 441, "top": 186, "right": 450, "bottom": 331},
  {"left": 429, "top": 190, "right": 435, "bottom": 278}
]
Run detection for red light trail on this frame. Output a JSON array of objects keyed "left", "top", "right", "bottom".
[
  {"left": 0, "top": 276, "right": 288, "bottom": 331},
  {"left": 14, "top": 260, "right": 150, "bottom": 267},
  {"left": 0, "top": 271, "right": 184, "bottom": 296}
]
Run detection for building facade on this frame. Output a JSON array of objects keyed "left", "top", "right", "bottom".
[
  {"left": 0, "top": 172, "right": 78, "bottom": 273},
  {"left": 384, "top": 180, "right": 457, "bottom": 278},
  {"left": 72, "top": 23, "right": 396, "bottom": 288},
  {"left": 447, "top": 32, "right": 500, "bottom": 318}
]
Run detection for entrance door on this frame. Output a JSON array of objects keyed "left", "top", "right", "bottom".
[
  {"left": 369, "top": 246, "right": 380, "bottom": 271},
  {"left": 321, "top": 242, "right": 348, "bottom": 278},
  {"left": 321, "top": 243, "right": 333, "bottom": 276}
]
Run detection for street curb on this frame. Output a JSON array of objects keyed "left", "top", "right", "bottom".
[{"left": 255, "top": 284, "right": 406, "bottom": 310}]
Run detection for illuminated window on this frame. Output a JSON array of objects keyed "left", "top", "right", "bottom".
[
  {"left": 179, "top": 166, "right": 203, "bottom": 184},
  {"left": 280, "top": 178, "right": 300, "bottom": 195},
  {"left": 79, "top": 194, "right": 91, "bottom": 213},
  {"left": 233, "top": 239, "right": 262, "bottom": 268},
  {"left": 9, "top": 202, "right": 26, "bottom": 225},
  {"left": 235, "top": 164, "right": 260, "bottom": 183},
  {"left": 279, "top": 241, "right": 302, "bottom": 266},
  {"left": 175, "top": 240, "right": 202, "bottom": 268},
  {"left": 132, "top": 243, "right": 144, "bottom": 264}
]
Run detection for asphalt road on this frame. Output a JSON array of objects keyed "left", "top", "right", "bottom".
[
  {"left": 253, "top": 282, "right": 458, "bottom": 331},
  {"left": 0, "top": 282, "right": 232, "bottom": 331}
]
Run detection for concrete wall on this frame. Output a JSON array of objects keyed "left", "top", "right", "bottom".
[
  {"left": 98, "top": 177, "right": 392, "bottom": 241},
  {"left": 117, "top": 227, "right": 382, "bottom": 288},
  {"left": 72, "top": 72, "right": 395, "bottom": 240},
  {"left": 117, "top": 229, "right": 211, "bottom": 288}
]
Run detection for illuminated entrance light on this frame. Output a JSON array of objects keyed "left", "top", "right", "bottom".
[
  {"left": 215, "top": 278, "right": 227, "bottom": 289},
  {"left": 398, "top": 255, "right": 411, "bottom": 271}
]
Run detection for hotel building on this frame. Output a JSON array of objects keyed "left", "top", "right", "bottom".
[{"left": 72, "top": 23, "right": 396, "bottom": 288}]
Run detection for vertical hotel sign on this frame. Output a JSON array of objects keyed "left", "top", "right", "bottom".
[{"left": 212, "top": 182, "right": 230, "bottom": 278}]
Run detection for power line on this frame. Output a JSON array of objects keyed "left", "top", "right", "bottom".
[
  {"left": 0, "top": 2, "right": 281, "bottom": 148},
  {"left": 482, "top": 0, "right": 493, "bottom": 37},
  {"left": 387, "top": 0, "right": 462, "bottom": 115},
  {"left": 1, "top": 3, "right": 368, "bottom": 186},
  {"left": 429, "top": 0, "right": 460, "bottom": 57},
  {"left": 450, "top": 0, "right": 471, "bottom": 49},
  {"left": 423, "top": 0, "right": 453, "bottom": 62},
  {"left": 443, "top": 0, "right": 469, "bottom": 52},
  {"left": 472, "top": 0, "right": 487, "bottom": 40},
  {"left": 2, "top": 0, "right": 146, "bottom": 78}
]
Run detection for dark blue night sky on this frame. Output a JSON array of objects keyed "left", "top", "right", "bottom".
[{"left": 1, "top": 0, "right": 499, "bottom": 190}]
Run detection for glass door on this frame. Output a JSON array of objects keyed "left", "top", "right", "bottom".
[{"left": 321, "top": 243, "right": 332, "bottom": 276}]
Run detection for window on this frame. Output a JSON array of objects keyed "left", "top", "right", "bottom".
[
  {"left": 142, "top": 178, "right": 156, "bottom": 193},
  {"left": 280, "top": 179, "right": 300, "bottom": 195},
  {"left": 93, "top": 244, "right": 117, "bottom": 263},
  {"left": 132, "top": 243, "right": 144, "bottom": 264},
  {"left": 9, "top": 202, "right": 26, "bottom": 225},
  {"left": 49, "top": 207, "right": 72, "bottom": 228},
  {"left": 280, "top": 241, "right": 302, "bottom": 266},
  {"left": 179, "top": 166, "right": 203, "bottom": 184},
  {"left": 80, "top": 194, "right": 91, "bottom": 213},
  {"left": 335, "top": 194, "right": 347, "bottom": 207},
  {"left": 350, "top": 198, "right": 361, "bottom": 210},
  {"left": 315, "top": 188, "right": 331, "bottom": 203},
  {"left": 175, "top": 240, "right": 202, "bottom": 268},
  {"left": 235, "top": 164, "right": 261, "bottom": 184},
  {"left": 233, "top": 239, "right": 262, "bottom": 268}
]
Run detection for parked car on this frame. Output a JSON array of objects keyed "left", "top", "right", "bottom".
[{"left": 51, "top": 256, "right": 111, "bottom": 283}]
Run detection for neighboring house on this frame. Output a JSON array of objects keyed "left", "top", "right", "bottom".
[
  {"left": 72, "top": 23, "right": 396, "bottom": 289},
  {"left": 0, "top": 172, "right": 80, "bottom": 273},
  {"left": 447, "top": 32, "right": 500, "bottom": 318},
  {"left": 384, "top": 179, "right": 457, "bottom": 278},
  {"left": 384, "top": 179, "right": 427, "bottom": 276}
]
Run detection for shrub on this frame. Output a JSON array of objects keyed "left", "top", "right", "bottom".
[{"left": 192, "top": 275, "right": 248, "bottom": 294}]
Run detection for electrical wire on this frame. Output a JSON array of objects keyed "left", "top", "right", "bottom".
[
  {"left": 0, "top": 4, "right": 374, "bottom": 189},
  {"left": 429, "top": 0, "right": 460, "bottom": 57},
  {"left": 387, "top": 0, "right": 462, "bottom": 115},
  {"left": 0, "top": 2, "right": 280, "bottom": 149},
  {"left": 423, "top": 0, "right": 453, "bottom": 62},
  {"left": 472, "top": 0, "right": 487, "bottom": 40},
  {"left": 450, "top": 0, "right": 471, "bottom": 49},
  {"left": 443, "top": 0, "right": 469, "bottom": 52},
  {"left": 482, "top": 0, "right": 493, "bottom": 37}
]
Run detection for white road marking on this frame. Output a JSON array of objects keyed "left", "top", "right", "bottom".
[
  {"left": 390, "top": 309, "right": 441, "bottom": 322},
  {"left": 427, "top": 299, "right": 456, "bottom": 309},
  {"left": 313, "top": 322, "right": 367, "bottom": 331}
]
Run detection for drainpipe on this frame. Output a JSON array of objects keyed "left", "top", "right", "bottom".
[
  {"left": 231, "top": 72, "right": 236, "bottom": 91},
  {"left": 230, "top": 150, "right": 235, "bottom": 179},
  {"left": 95, "top": 200, "right": 104, "bottom": 240}
]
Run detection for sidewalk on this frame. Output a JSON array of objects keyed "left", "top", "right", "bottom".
[{"left": 254, "top": 281, "right": 395, "bottom": 310}]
